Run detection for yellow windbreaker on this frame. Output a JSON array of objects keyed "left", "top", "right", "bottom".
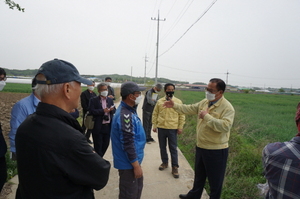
[
  {"left": 152, "top": 96, "right": 185, "bottom": 130},
  {"left": 173, "top": 96, "right": 235, "bottom": 149}
]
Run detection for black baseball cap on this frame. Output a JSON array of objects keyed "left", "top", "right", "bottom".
[
  {"left": 121, "top": 81, "right": 146, "bottom": 97},
  {"left": 35, "top": 59, "right": 92, "bottom": 85}
]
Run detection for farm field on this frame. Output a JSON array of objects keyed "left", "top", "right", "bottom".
[
  {"left": 177, "top": 90, "right": 299, "bottom": 199},
  {"left": 1, "top": 83, "right": 299, "bottom": 199}
]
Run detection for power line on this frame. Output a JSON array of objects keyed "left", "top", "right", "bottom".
[{"left": 159, "top": 0, "right": 218, "bottom": 57}]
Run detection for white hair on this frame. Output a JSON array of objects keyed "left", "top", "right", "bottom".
[{"left": 35, "top": 74, "right": 77, "bottom": 98}]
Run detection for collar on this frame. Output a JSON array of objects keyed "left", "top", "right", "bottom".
[
  {"left": 291, "top": 136, "right": 300, "bottom": 144},
  {"left": 31, "top": 92, "right": 40, "bottom": 107},
  {"left": 207, "top": 96, "right": 224, "bottom": 107},
  {"left": 121, "top": 101, "right": 137, "bottom": 114},
  {"left": 36, "top": 102, "right": 83, "bottom": 133}
]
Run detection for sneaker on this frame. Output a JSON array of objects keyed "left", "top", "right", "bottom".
[
  {"left": 159, "top": 163, "right": 168, "bottom": 171},
  {"left": 149, "top": 137, "right": 155, "bottom": 142},
  {"left": 172, "top": 166, "right": 179, "bottom": 178}
]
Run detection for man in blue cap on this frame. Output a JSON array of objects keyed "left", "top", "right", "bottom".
[
  {"left": 15, "top": 59, "right": 111, "bottom": 199},
  {"left": 111, "top": 81, "right": 146, "bottom": 199}
]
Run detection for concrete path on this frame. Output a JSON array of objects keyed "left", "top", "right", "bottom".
[{"left": 6, "top": 96, "right": 209, "bottom": 199}]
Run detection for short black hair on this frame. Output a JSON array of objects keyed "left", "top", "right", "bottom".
[
  {"left": 105, "top": 77, "right": 112, "bottom": 81},
  {"left": 0, "top": 68, "right": 6, "bottom": 77},
  {"left": 209, "top": 78, "right": 226, "bottom": 92},
  {"left": 164, "top": 83, "right": 175, "bottom": 91}
]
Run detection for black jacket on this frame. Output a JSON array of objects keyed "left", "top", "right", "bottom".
[
  {"left": 80, "top": 90, "right": 97, "bottom": 116},
  {"left": 0, "top": 123, "right": 7, "bottom": 158},
  {"left": 88, "top": 96, "right": 115, "bottom": 134},
  {"left": 15, "top": 102, "right": 110, "bottom": 199}
]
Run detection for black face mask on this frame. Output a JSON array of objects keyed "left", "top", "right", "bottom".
[{"left": 165, "top": 91, "right": 174, "bottom": 100}]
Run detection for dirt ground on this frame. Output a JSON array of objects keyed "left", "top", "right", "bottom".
[{"left": 0, "top": 92, "right": 30, "bottom": 199}]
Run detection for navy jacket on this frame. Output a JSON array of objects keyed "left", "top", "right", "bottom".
[
  {"left": 88, "top": 96, "right": 115, "bottom": 133},
  {"left": 16, "top": 102, "right": 110, "bottom": 199}
]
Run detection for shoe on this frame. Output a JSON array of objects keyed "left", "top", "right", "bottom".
[
  {"left": 179, "top": 194, "right": 192, "bottom": 199},
  {"left": 87, "top": 139, "right": 93, "bottom": 144},
  {"left": 159, "top": 163, "right": 168, "bottom": 170},
  {"left": 146, "top": 139, "right": 152, "bottom": 144},
  {"left": 149, "top": 137, "right": 155, "bottom": 142},
  {"left": 172, "top": 166, "right": 179, "bottom": 178}
]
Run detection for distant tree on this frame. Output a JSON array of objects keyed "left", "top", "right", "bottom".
[
  {"left": 4, "top": 0, "right": 24, "bottom": 12},
  {"left": 192, "top": 82, "right": 206, "bottom": 85},
  {"left": 278, "top": 88, "right": 285, "bottom": 93}
]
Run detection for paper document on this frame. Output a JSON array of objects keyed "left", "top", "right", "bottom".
[{"left": 152, "top": 93, "right": 158, "bottom": 100}]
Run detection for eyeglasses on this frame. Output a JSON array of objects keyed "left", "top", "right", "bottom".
[
  {"left": 205, "top": 87, "right": 219, "bottom": 94},
  {"left": 0, "top": 77, "right": 7, "bottom": 81}
]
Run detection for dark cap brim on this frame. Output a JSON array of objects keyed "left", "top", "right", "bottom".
[{"left": 75, "top": 77, "right": 93, "bottom": 85}]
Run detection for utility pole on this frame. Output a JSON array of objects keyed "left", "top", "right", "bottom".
[
  {"left": 225, "top": 70, "right": 230, "bottom": 84},
  {"left": 151, "top": 10, "right": 166, "bottom": 85},
  {"left": 143, "top": 54, "right": 148, "bottom": 86},
  {"left": 131, "top": 66, "right": 132, "bottom": 81}
]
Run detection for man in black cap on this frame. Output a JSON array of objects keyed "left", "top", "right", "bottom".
[
  {"left": 111, "top": 81, "right": 146, "bottom": 199},
  {"left": 15, "top": 59, "right": 111, "bottom": 199}
]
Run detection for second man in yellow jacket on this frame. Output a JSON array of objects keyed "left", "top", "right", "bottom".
[{"left": 152, "top": 83, "right": 185, "bottom": 178}]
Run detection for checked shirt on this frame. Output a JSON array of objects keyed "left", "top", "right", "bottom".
[{"left": 263, "top": 136, "right": 300, "bottom": 199}]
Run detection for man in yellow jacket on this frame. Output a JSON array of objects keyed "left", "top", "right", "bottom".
[
  {"left": 152, "top": 83, "right": 185, "bottom": 178},
  {"left": 164, "top": 78, "right": 235, "bottom": 199}
]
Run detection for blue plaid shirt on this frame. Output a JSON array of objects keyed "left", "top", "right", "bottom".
[{"left": 263, "top": 136, "right": 300, "bottom": 199}]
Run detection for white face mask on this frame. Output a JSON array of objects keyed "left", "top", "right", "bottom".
[
  {"left": 205, "top": 91, "right": 216, "bottom": 101},
  {"left": 134, "top": 95, "right": 143, "bottom": 105},
  {"left": 0, "top": 81, "right": 6, "bottom": 91},
  {"left": 106, "top": 82, "right": 111, "bottom": 86},
  {"left": 101, "top": 91, "right": 108, "bottom": 97},
  {"left": 88, "top": 86, "right": 94, "bottom": 91}
]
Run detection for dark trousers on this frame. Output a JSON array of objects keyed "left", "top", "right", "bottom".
[
  {"left": 188, "top": 147, "right": 228, "bottom": 199},
  {"left": 92, "top": 123, "right": 111, "bottom": 157},
  {"left": 118, "top": 169, "right": 143, "bottom": 199},
  {"left": 0, "top": 156, "right": 7, "bottom": 192},
  {"left": 157, "top": 128, "right": 178, "bottom": 167},
  {"left": 142, "top": 110, "right": 153, "bottom": 140}
]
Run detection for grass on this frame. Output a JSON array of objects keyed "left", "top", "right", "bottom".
[{"left": 177, "top": 90, "right": 299, "bottom": 199}]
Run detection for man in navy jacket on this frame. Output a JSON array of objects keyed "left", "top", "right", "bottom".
[{"left": 89, "top": 82, "right": 115, "bottom": 157}]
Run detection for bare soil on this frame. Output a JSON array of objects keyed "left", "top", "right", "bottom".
[{"left": 0, "top": 92, "right": 30, "bottom": 199}]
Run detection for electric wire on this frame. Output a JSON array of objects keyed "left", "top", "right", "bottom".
[
  {"left": 160, "top": 0, "right": 195, "bottom": 42},
  {"left": 159, "top": 0, "right": 218, "bottom": 57}
]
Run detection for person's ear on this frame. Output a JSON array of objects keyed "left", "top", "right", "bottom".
[{"left": 63, "top": 83, "right": 71, "bottom": 99}]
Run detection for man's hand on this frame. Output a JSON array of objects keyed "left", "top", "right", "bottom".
[
  {"left": 199, "top": 108, "right": 209, "bottom": 119},
  {"left": 104, "top": 108, "right": 110, "bottom": 113},
  {"left": 153, "top": 128, "right": 157, "bottom": 133},
  {"left": 163, "top": 99, "right": 174, "bottom": 108},
  {"left": 132, "top": 161, "right": 143, "bottom": 178},
  {"left": 177, "top": 129, "right": 183, "bottom": 135},
  {"left": 108, "top": 95, "right": 114, "bottom": 99}
]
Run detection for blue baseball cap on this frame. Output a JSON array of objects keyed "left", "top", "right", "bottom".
[{"left": 35, "top": 59, "right": 92, "bottom": 85}]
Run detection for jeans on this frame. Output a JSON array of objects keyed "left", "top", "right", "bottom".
[{"left": 157, "top": 128, "right": 178, "bottom": 167}]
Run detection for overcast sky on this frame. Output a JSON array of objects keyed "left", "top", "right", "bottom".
[{"left": 1, "top": 0, "right": 299, "bottom": 88}]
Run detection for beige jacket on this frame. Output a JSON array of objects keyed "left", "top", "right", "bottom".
[
  {"left": 173, "top": 96, "right": 235, "bottom": 149},
  {"left": 152, "top": 96, "right": 185, "bottom": 130}
]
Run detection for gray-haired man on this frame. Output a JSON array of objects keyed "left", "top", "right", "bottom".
[
  {"left": 142, "top": 83, "right": 162, "bottom": 143},
  {"left": 15, "top": 59, "right": 110, "bottom": 199}
]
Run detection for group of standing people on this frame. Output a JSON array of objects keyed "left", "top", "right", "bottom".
[
  {"left": 80, "top": 77, "right": 116, "bottom": 157},
  {"left": 1, "top": 59, "right": 297, "bottom": 199}
]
